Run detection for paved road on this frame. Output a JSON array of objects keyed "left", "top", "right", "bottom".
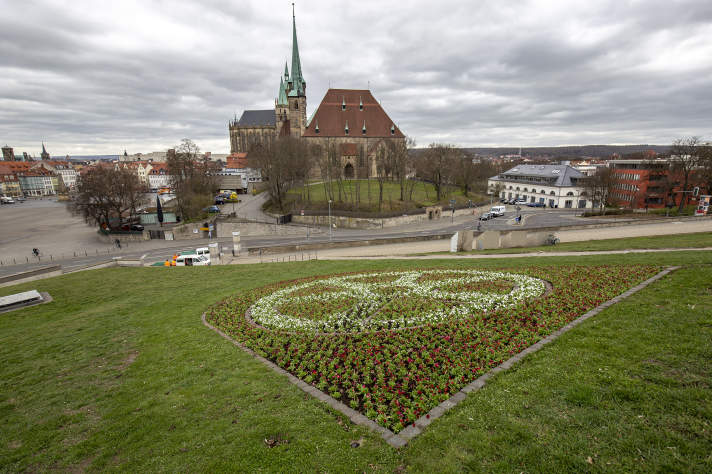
[{"left": 0, "top": 199, "right": 649, "bottom": 277}]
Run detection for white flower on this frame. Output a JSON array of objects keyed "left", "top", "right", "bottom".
[{"left": 249, "top": 270, "right": 546, "bottom": 333}]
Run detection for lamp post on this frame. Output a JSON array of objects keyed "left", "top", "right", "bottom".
[{"left": 328, "top": 199, "right": 332, "bottom": 241}]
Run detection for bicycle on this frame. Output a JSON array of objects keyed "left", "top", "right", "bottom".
[{"left": 545, "top": 234, "right": 560, "bottom": 246}]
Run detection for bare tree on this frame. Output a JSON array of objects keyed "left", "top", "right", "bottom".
[
  {"left": 249, "top": 136, "right": 310, "bottom": 213},
  {"left": 167, "top": 139, "right": 219, "bottom": 220},
  {"left": 418, "top": 144, "right": 458, "bottom": 201},
  {"left": 455, "top": 151, "right": 477, "bottom": 197},
  {"left": 697, "top": 142, "right": 712, "bottom": 195},
  {"left": 670, "top": 136, "right": 704, "bottom": 212},
  {"left": 583, "top": 166, "right": 619, "bottom": 213},
  {"left": 72, "top": 165, "right": 146, "bottom": 229},
  {"left": 392, "top": 137, "right": 415, "bottom": 202}
]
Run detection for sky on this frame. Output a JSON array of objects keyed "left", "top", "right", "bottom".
[{"left": 1, "top": 0, "right": 711, "bottom": 156}]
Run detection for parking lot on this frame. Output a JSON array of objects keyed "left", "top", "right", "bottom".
[{"left": 0, "top": 198, "right": 119, "bottom": 262}]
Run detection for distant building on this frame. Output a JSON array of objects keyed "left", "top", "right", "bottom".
[
  {"left": 607, "top": 158, "right": 695, "bottom": 209},
  {"left": 488, "top": 164, "right": 593, "bottom": 209},
  {"left": 0, "top": 174, "right": 21, "bottom": 197},
  {"left": 17, "top": 168, "right": 58, "bottom": 196},
  {"left": 40, "top": 143, "right": 50, "bottom": 160},
  {"left": 147, "top": 163, "right": 172, "bottom": 191},
  {"left": 36, "top": 161, "right": 78, "bottom": 190},
  {"left": 2, "top": 145, "right": 15, "bottom": 161}
]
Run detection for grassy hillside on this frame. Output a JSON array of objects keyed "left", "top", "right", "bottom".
[
  {"left": 280, "top": 179, "right": 488, "bottom": 214},
  {"left": 1, "top": 252, "right": 710, "bottom": 471}
]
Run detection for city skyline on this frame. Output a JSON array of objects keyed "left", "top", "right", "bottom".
[{"left": 1, "top": 0, "right": 711, "bottom": 155}]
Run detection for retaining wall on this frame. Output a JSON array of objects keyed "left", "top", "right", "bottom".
[{"left": 0, "top": 265, "right": 63, "bottom": 288}]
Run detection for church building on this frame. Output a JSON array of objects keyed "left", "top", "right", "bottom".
[{"left": 228, "top": 9, "right": 405, "bottom": 178}]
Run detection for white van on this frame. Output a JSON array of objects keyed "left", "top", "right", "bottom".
[
  {"left": 195, "top": 247, "right": 210, "bottom": 264},
  {"left": 175, "top": 254, "right": 210, "bottom": 266},
  {"left": 490, "top": 205, "right": 506, "bottom": 217}
]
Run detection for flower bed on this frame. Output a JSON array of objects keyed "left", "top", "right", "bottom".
[{"left": 206, "top": 265, "right": 658, "bottom": 433}]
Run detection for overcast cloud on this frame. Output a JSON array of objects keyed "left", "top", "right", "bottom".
[{"left": 1, "top": 0, "right": 711, "bottom": 156}]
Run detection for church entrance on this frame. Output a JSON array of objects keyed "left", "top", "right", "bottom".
[{"left": 344, "top": 163, "right": 354, "bottom": 179}]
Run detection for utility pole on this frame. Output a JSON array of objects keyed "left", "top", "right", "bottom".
[{"left": 328, "top": 199, "right": 332, "bottom": 241}]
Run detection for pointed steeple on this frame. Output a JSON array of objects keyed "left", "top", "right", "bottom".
[
  {"left": 284, "top": 61, "right": 289, "bottom": 81},
  {"left": 278, "top": 76, "right": 288, "bottom": 106},
  {"left": 42, "top": 142, "right": 47, "bottom": 154},
  {"left": 289, "top": 3, "right": 305, "bottom": 96}
]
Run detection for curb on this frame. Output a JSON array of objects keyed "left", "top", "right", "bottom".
[{"left": 202, "top": 266, "right": 679, "bottom": 448}]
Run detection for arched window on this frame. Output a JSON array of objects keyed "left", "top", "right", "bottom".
[
  {"left": 580, "top": 191, "right": 588, "bottom": 196},
  {"left": 550, "top": 191, "right": 555, "bottom": 195},
  {"left": 531, "top": 188, "right": 536, "bottom": 193},
  {"left": 516, "top": 187, "right": 520, "bottom": 191},
  {"left": 566, "top": 191, "right": 574, "bottom": 196},
  {"left": 523, "top": 188, "right": 528, "bottom": 192}
]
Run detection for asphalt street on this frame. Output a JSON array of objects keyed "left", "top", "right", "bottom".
[{"left": 0, "top": 204, "right": 605, "bottom": 277}]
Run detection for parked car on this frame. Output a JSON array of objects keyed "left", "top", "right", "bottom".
[
  {"left": 204, "top": 205, "right": 220, "bottom": 213},
  {"left": 1, "top": 196, "right": 15, "bottom": 204},
  {"left": 531, "top": 202, "right": 546, "bottom": 208},
  {"left": 121, "top": 223, "right": 144, "bottom": 231},
  {"left": 215, "top": 196, "right": 225, "bottom": 205},
  {"left": 479, "top": 212, "right": 493, "bottom": 221},
  {"left": 507, "top": 198, "right": 517, "bottom": 205},
  {"left": 16, "top": 196, "right": 26, "bottom": 202},
  {"left": 490, "top": 205, "right": 506, "bottom": 217}
]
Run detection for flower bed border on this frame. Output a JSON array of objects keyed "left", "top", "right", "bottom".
[{"left": 201, "top": 266, "right": 678, "bottom": 448}]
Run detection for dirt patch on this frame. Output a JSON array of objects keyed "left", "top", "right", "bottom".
[
  {"left": 7, "top": 440, "right": 22, "bottom": 449},
  {"left": 118, "top": 350, "right": 139, "bottom": 372}
]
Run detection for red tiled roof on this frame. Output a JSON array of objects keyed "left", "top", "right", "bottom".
[
  {"left": 303, "top": 89, "right": 404, "bottom": 138},
  {"left": 148, "top": 163, "right": 169, "bottom": 174},
  {"left": 0, "top": 162, "right": 32, "bottom": 174}
]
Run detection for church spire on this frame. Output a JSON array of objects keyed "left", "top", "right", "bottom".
[
  {"left": 277, "top": 76, "right": 288, "bottom": 106},
  {"left": 289, "top": 3, "right": 305, "bottom": 96}
]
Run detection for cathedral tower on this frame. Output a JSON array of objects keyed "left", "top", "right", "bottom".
[{"left": 285, "top": 5, "right": 306, "bottom": 138}]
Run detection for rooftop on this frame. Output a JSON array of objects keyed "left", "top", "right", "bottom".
[{"left": 303, "top": 89, "right": 404, "bottom": 138}]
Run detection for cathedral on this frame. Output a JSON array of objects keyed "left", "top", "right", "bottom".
[{"left": 228, "top": 9, "right": 405, "bottom": 178}]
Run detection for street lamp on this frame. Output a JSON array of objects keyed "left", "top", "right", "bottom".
[{"left": 328, "top": 199, "right": 332, "bottom": 241}]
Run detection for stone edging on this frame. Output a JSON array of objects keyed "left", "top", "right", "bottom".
[{"left": 201, "top": 266, "right": 679, "bottom": 448}]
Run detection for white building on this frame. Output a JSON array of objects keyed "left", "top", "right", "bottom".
[
  {"left": 147, "top": 164, "right": 173, "bottom": 190},
  {"left": 487, "top": 164, "right": 593, "bottom": 209},
  {"left": 34, "top": 161, "right": 78, "bottom": 190}
]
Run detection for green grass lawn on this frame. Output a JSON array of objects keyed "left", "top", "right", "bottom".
[
  {"left": 284, "top": 179, "right": 487, "bottom": 213},
  {"left": 1, "top": 252, "right": 711, "bottom": 471},
  {"left": 443, "top": 231, "right": 712, "bottom": 255}
]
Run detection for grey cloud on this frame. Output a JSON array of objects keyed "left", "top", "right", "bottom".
[{"left": 1, "top": 0, "right": 711, "bottom": 154}]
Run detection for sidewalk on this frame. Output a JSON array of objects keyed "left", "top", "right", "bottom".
[{"left": 225, "top": 217, "right": 712, "bottom": 264}]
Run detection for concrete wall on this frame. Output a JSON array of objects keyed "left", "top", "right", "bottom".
[
  {"left": 247, "top": 233, "right": 450, "bottom": 256},
  {"left": 169, "top": 221, "right": 213, "bottom": 240},
  {"left": 98, "top": 230, "right": 150, "bottom": 243},
  {"left": 0, "top": 265, "right": 63, "bottom": 288},
  {"left": 215, "top": 220, "right": 322, "bottom": 238},
  {"left": 473, "top": 229, "right": 552, "bottom": 250},
  {"left": 290, "top": 205, "right": 489, "bottom": 230}
]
